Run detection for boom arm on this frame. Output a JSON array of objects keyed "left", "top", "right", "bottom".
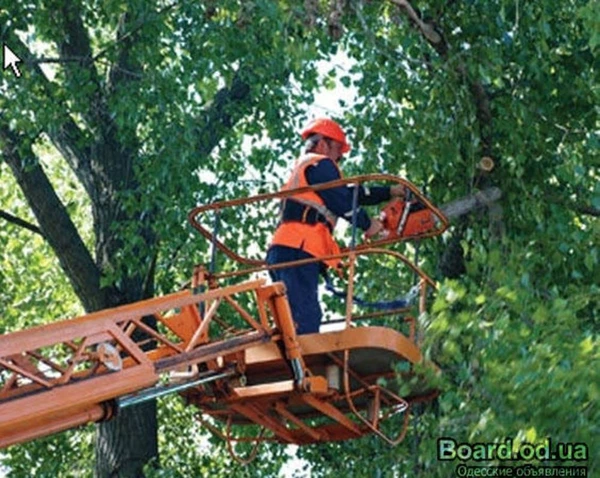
[{"left": 0, "top": 279, "right": 273, "bottom": 448}]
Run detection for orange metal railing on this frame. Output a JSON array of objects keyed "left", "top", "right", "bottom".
[
  {"left": 188, "top": 174, "right": 448, "bottom": 267},
  {"left": 183, "top": 175, "right": 447, "bottom": 453}
]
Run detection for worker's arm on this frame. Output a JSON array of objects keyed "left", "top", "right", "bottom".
[
  {"left": 305, "top": 159, "right": 387, "bottom": 230},
  {"left": 355, "top": 185, "right": 392, "bottom": 205}
]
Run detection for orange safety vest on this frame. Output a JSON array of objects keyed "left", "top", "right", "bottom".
[{"left": 270, "top": 154, "right": 342, "bottom": 268}]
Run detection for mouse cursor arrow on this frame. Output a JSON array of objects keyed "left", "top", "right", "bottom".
[{"left": 3, "top": 44, "right": 22, "bottom": 78}]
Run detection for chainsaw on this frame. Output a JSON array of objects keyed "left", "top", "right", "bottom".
[{"left": 379, "top": 197, "right": 437, "bottom": 240}]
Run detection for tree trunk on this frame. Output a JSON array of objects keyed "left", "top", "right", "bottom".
[{"left": 95, "top": 402, "right": 158, "bottom": 478}]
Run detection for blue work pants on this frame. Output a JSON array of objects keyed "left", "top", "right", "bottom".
[{"left": 265, "top": 245, "right": 322, "bottom": 335}]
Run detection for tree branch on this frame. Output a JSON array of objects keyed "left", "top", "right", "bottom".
[
  {"left": 441, "top": 187, "right": 505, "bottom": 239},
  {"left": 106, "top": 9, "right": 144, "bottom": 93},
  {"left": 328, "top": 0, "right": 347, "bottom": 40},
  {"left": 0, "top": 126, "right": 111, "bottom": 312},
  {"left": 389, "top": 0, "right": 446, "bottom": 53},
  {"left": 195, "top": 72, "right": 253, "bottom": 157},
  {"left": 43, "top": 4, "right": 149, "bottom": 277},
  {"left": 390, "top": 0, "right": 493, "bottom": 158},
  {"left": 54, "top": 3, "right": 101, "bottom": 91},
  {"left": 574, "top": 204, "right": 600, "bottom": 218},
  {"left": 0, "top": 210, "right": 43, "bottom": 236},
  {"left": 440, "top": 187, "right": 502, "bottom": 220},
  {"left": 438, "top": 187, "right": 504, "bottom": 277},
  {"left": 544, "top": 192, "right": 600, "bottom": 218},
  {"left": 92, "top": 1, "right": 179, "bottom": 64},
  {"left": 50, "top": 3, "right": 116, "bottom": 168},
  {"left": 9, "top": 34, "right": 96, "bottom": 200}
]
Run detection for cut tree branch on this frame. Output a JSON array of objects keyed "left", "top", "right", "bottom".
[
  {"left": 438, "top": 187, "right": 504, "bottom": 277},
  {"left": 441, "top": 187, "right": 505, "bottom": 242},
  {"left": 440, "top": 187, "right": 502, "bottom": 220}
]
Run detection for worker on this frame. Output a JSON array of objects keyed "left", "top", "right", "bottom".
[{"left": 266, "top": 117, "right": 406, "bottom": 335}]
